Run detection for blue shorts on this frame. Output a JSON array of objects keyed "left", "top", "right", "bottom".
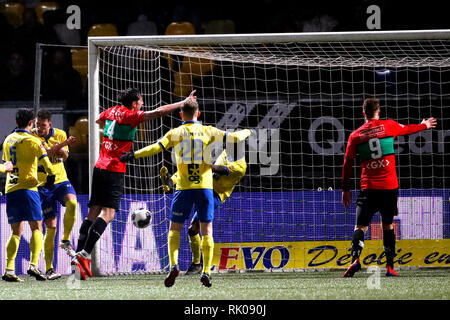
[
  {"left": 38, "top": 181, "right": 77, "bottom": 220},
  {"left": 191, "top": 192, "right": 221, "bottom": 222},
  {"left": 170, "top": 189, "right": 215, "bottom": 223},
  {"left": 6, "top": 189, "right": 42, "bottom": 224}
]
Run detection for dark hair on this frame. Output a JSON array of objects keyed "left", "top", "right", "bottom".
[
  {"left": 37, "top": 109, "right": 52, "bottom": 121},
  {"left": 117, "top": 88, "right": 142, "bottom": 108},
  {"left": 16, "top": 108, "right": 35, "bottom": 128},
  {"left": 363, "top": 98, "right": 380, "bottom": 119},
  {"left": 181, "top": 100, "right": 199, "bottom": 118}
]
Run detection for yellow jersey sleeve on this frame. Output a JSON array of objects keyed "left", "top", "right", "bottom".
[
  {"left": 213, "top": 151, "right": 247, "bottom": 203},
  {"left": 3, "top": 130, "right": 52, "bottom": 193},
  {"left": 32, "top": 127, "right": 69, "bottom": 186}
]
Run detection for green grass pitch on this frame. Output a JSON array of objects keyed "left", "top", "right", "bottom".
[{"left": 0, "top": 269, "right": 448, "bottom": 301}]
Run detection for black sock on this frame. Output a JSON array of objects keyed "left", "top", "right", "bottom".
[
  {"left": 351, "top": 229, "right": 365, "bottom": 263},
  {"left": 76, "top": 219, "right": 93, "bottom": 253},
  {"left": 83, "top": 217, "right": 108, "bottom": 255},
  {"left": 383, "top": 229, "right": 396, "bottom": 268}
]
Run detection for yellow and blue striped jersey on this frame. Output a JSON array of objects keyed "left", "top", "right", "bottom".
[
  {"left": 2, "top": 129, "right": 55, "bottom": 193},
  {"left": 31, "top": 127, "right": 69, "bottom": 186},
  {"left": 172, "top": 150, "right": 247, "bottom": 203},
  {"left": 134, "top": 121, "right": 251, "bottom": 190}
]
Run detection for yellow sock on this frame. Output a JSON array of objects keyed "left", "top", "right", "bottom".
[
  {"left": 44, "top": 228, "right": 56, "bottom": 272},
  {"left": 5, "top": 234, "right": 20, "bottom": 271},
  {"left": 167, "top": 230, "right": 180, "bottom": 267},
  {"left": 201, "top": 235, "right": 214, "bottom": 275},
  {"left": 189, "top": 234, "right": 202, "bottom": 264},
  {"left": 30, "top": 229, "right": 43, "bottom": 267},
  {"left": 63, "top": 199, "right": 77, "bottom": 241}
]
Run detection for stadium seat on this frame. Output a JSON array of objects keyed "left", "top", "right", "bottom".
[
  {"left": 88, "top": 23, "right": 118, "bottom": 37},
  {"left": 71, "top": 48, "right": 88, "bottom": 89},
  {"left": 165, "top": 21, "right": 196, "bottom": 35},
  {"left": 0, "top": 2, "right": 24, "bottom": 28},
  {"left": 35, "top": 1, "right": 60, "bottom": 25},
  {"left": 204, "top": 19, "right": 236, "bottom": 34},
  {"left": 68, "top": 125, "right": 83, "bottom": 153},
  {"left": 74, "top": 116, "right": 88, "bottom": 148},
  {"left": 164, "top": 21, "right": 215, "bottom": 96}
]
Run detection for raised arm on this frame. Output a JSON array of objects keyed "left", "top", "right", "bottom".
[
  {"left": 45, "top": 136, "right": 77, "bottom": 161},
  {"left": 142, "top": 90, "right": 197, "bottom": 121}
]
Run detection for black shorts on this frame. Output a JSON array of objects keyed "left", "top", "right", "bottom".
[
  {"left": 88, "top": 167, "right": 124, "bottom": 211},
  {"left": 355, "top": 189, "right": 398, "bottom": 227}
]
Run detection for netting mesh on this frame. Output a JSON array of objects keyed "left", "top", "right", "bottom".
[{"left": 93, "top": 36, "right": 450, "bottom": 274}]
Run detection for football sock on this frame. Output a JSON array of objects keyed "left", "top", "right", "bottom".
[
  {"left": 201, "top": 235, "right": 214, "bottom": 275},
  {"left": 62, "top": 199, "right": 77, "bottom": 241},
  {"left": 383, "top": 229, "right": 396, "bottom": 268},
  {"left": 44, "top": 228, "right": 57, "bottom": 271},
  {"left": 351, "top": 229, "right": 365, "bottom": 263},
  {"left": 83, "top": 217, "right": 107, "bottom": 255},
  {"left": 30, "top": 229, "right": 43, "bottom": 267},
  {"left": 5, "top": 234, "right": 20, "bottom": 271},
  {"left": 168, "top": 230, "right": 180, "bottom": 267},
  {"left": 76, "top": 219, "right": 93, "bottom": 252},
  {"left": 189, "top": 233, "right": 202, "bottom": 265}
]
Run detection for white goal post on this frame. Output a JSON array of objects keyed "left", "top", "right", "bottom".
[{"left": 88, "top": 30, "right": 450, "bottom": 275}]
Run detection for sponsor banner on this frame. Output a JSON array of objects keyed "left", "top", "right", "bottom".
[{"left": 212, "top": 239, "right": 450, "bottom": 271}]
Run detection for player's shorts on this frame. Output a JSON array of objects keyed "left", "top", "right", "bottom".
[
  {"left": 6, "top": 189, "right": 42, "bottom": 224},
  {"left": 38, "top": 181, "right": 77, "bottom": 220},
  {"left": 88, "top": 167, "right": 124, "bottom": 211},
  {"left": 170, "top": 189, "right": 215, "bottom": 223},
  {"left": 190, "top": 192, "right": 221, "bottom": 222},
  {"left": 355, "top": 188, "right": 399, "bottom": 226}
]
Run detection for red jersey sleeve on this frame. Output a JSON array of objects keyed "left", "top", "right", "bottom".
[
  {"left": 385, "top": 119, "right": 427, "bottom": 137},
  {"left": 122, "top": 110, "right": 145, "bottom": 127}
]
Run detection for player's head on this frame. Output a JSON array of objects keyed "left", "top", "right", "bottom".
[
  {"left": 35, "top": 109, "right": 52, "bottom": 137},
  {"left": 16, "top": 108, "right": 35, "bottom": 129},
  {"left": 363, "top": 98, "right": 380, "bottom": 120},
  {"left": 118, "top": 88, "right": 143, "bottom": 110},
  {"left": 180, "top": 99, "right": 200, "bottom": 121}
]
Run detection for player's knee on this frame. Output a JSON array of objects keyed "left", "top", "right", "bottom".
[
  {"left": 188, "top": 224, "right": 200, "bottom": 237},
  {"left": 65, "top": 198, "right": 77, "bottom": 211}
]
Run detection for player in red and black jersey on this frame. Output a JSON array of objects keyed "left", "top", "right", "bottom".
[
  {"left": 72, "top": 88, "right": 196, "bottom": 279},
  {"left": 342, "top": 98, "right": 436, "bottom": 278}
]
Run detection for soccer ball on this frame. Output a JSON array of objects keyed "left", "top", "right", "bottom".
[{"left": 131, "top": 208, "right": 151, "bottom": 229}]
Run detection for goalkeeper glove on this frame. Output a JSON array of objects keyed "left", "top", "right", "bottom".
[
  {"left": 120, "top": 151, "right": 135, "bottom": 163},
  {"left": 37, "top": 165, "right": 46, "bottom": 173},
  {"left": 45, "top": 175, "right": 56, "bottom": 188}
]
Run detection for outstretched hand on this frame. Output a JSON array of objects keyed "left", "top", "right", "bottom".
[
  {"left": 185, "top": 90, "right": 197, "bottom": 104},
  {"left": 120, "top": 151, "right": 135, "bottom": 163},
  {"left": 421, "top": 117, "right": 437, "bottom": 129}
]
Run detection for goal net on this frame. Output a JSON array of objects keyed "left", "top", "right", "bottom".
[{"left": 89, "top": 31, "right": 450, "bottom": 275}]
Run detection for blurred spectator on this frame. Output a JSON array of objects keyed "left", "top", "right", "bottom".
[
  {"left": 12, "top": 8, "right": 59, "bottom": 64},
  {"left": 302, "top": 9, "right": 339, "bottom": 32},
  {"left": 126, "top": 13, "right": 157, "bottom": 36},
  {"left": 50, "top": 9, "right": 81, "bottom": 45},
  {"left": 0, "top": 12, "right": 14, "bottom": 63},
  {"left": 41, "top": 47, "right": 83, "bottom": 129},
  {"left": 0, "top": 50, "right": 34, "bottom": 101}
]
